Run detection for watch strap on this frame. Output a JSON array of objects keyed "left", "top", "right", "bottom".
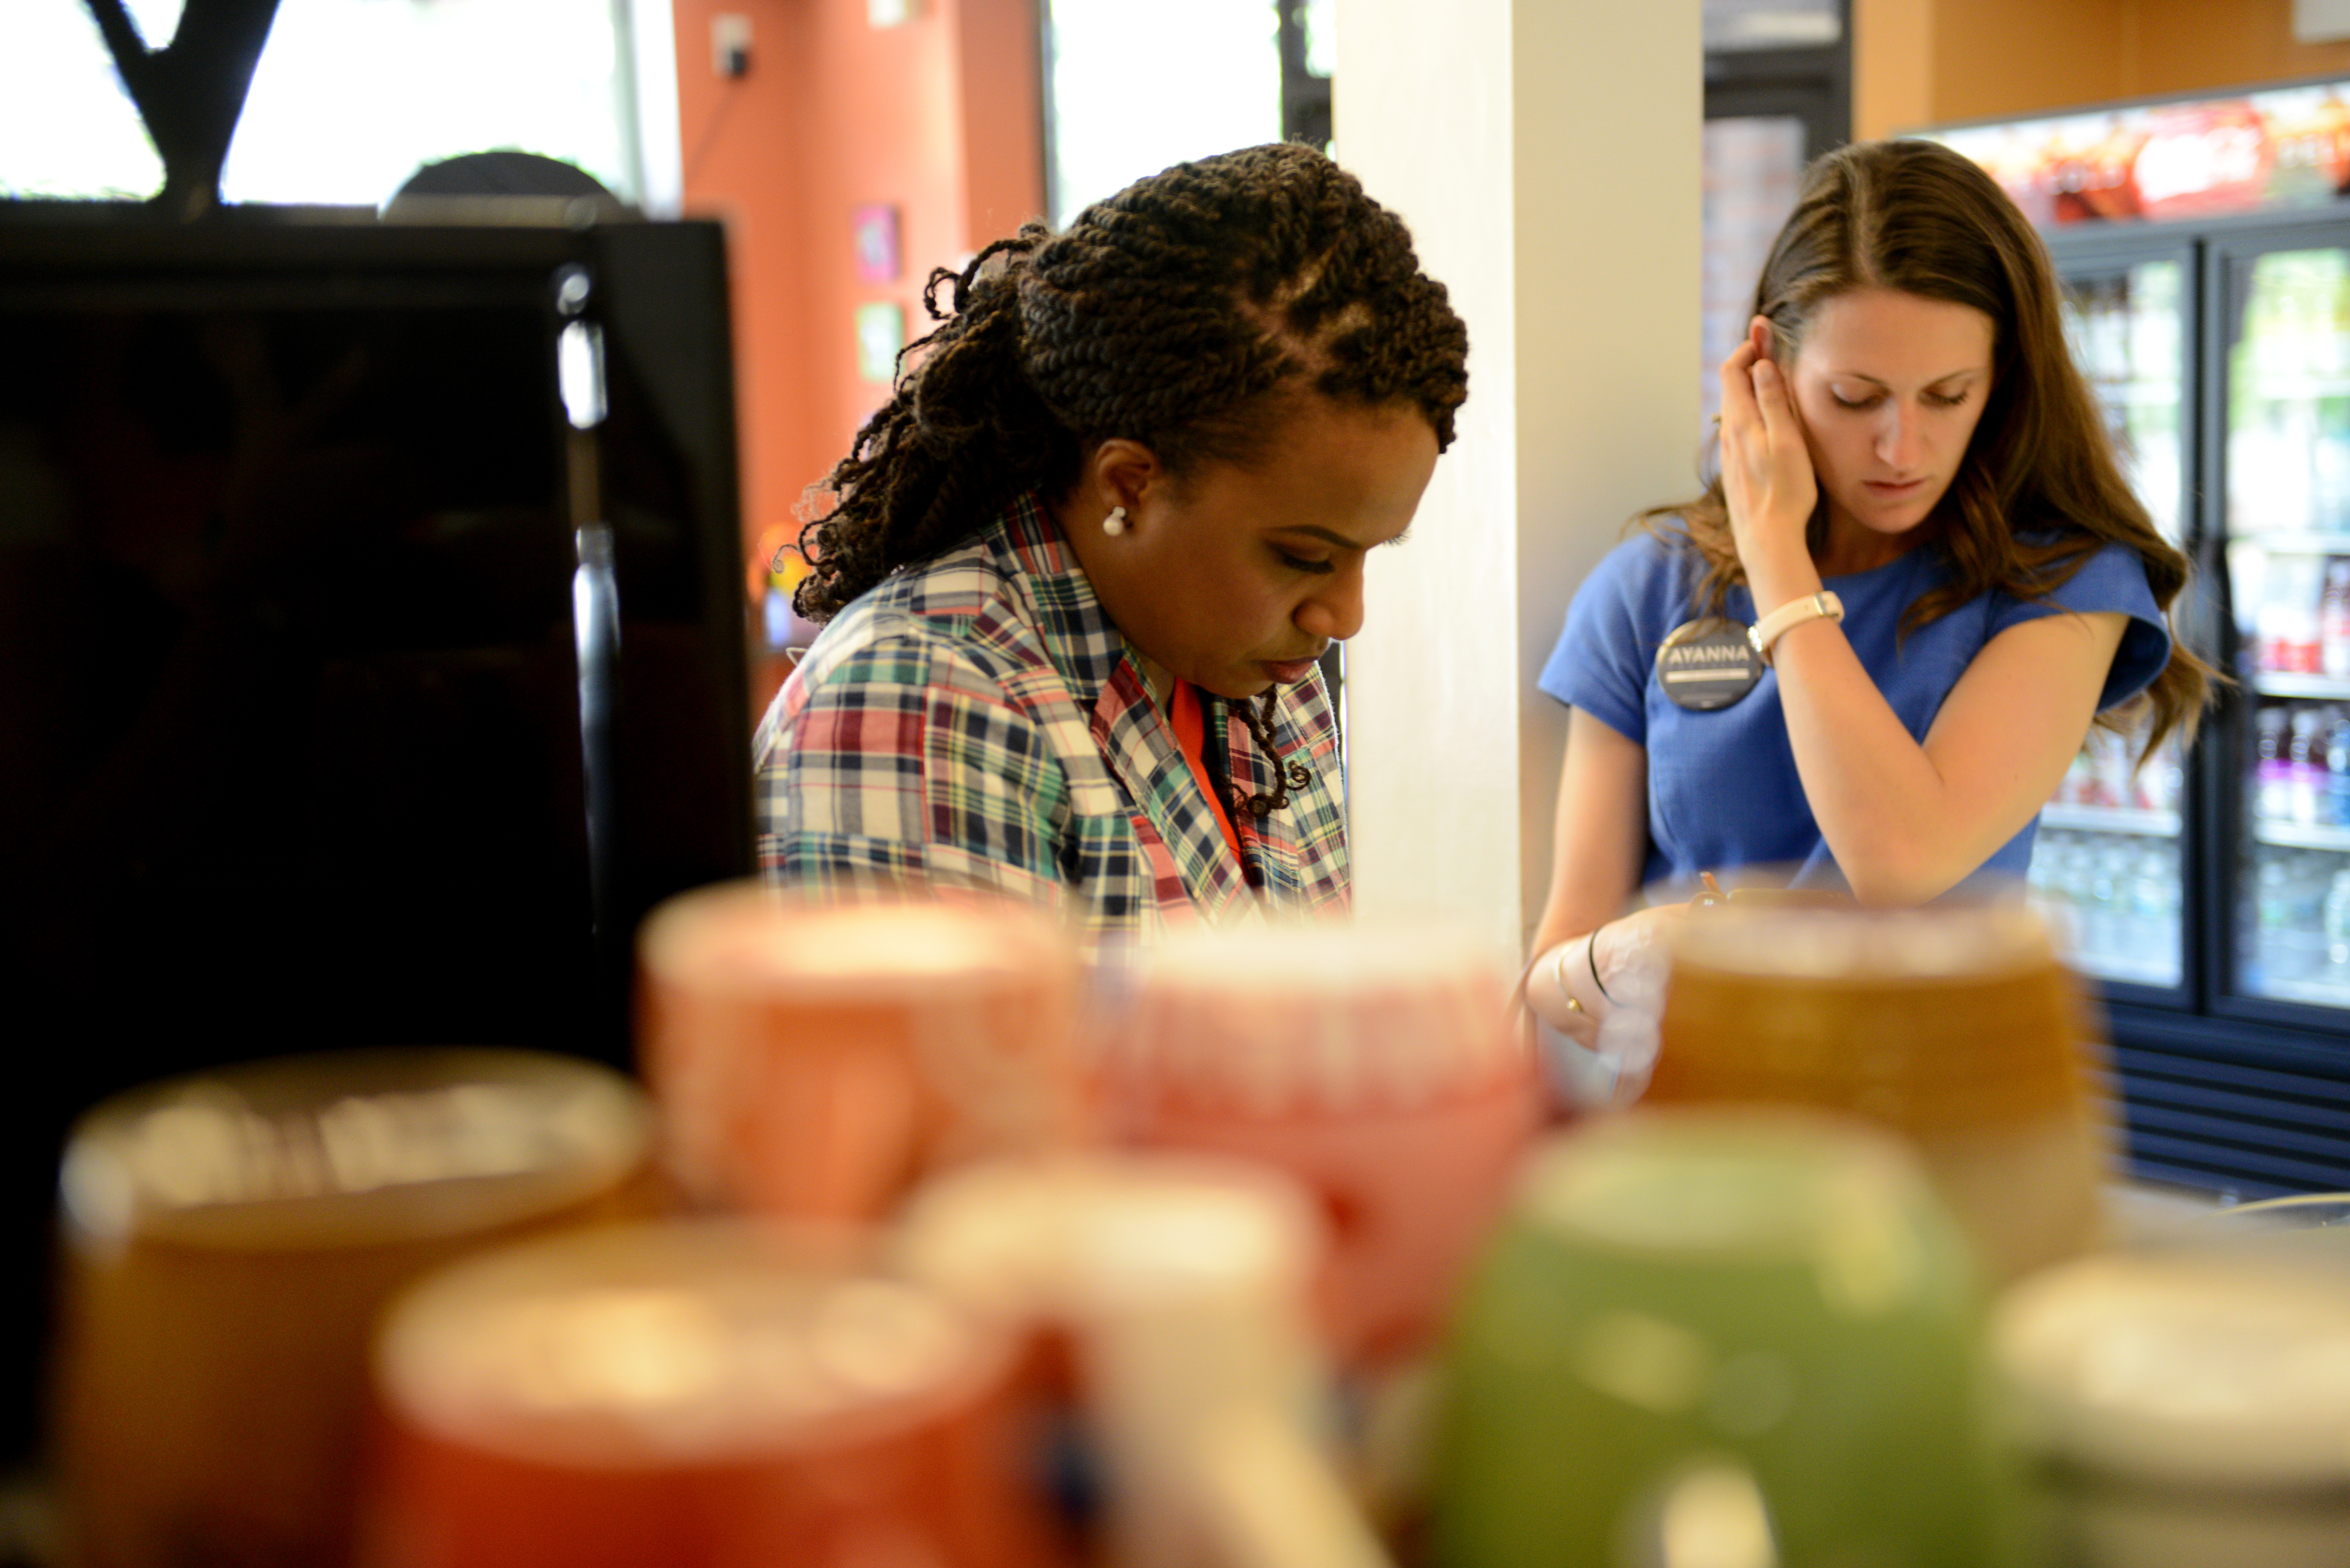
[{"left": 1747, "top": 590, "right": 1845, "bottom": 665}]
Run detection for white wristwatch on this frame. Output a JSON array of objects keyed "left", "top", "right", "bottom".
[{"left": 1748, "top": 590, "right": 1845, "bottom": 665}]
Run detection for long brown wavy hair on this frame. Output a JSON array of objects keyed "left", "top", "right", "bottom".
[
  {"left": 1649, "top": 137, "right": 2211, "bottom": 755},
  {"left": 792, "top": 143, "right": 1470, "bottom": 621}
]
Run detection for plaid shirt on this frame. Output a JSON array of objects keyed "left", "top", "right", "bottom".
[{"left": 754, "top": 494, "right": 1351, "bottom": 950}]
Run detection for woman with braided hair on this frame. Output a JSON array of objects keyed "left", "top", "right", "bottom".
[{"left": 754, "top": 143, "right": 1469, "bottom": 947}]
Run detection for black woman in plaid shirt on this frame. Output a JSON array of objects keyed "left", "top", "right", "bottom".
[{"left": 756, "top": 143, "right": 1470, "bottom": 953}]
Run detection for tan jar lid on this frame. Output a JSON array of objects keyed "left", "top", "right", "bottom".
[
  {"left": 377, "top": 1220, "right": 1004, "bottom": 1469},
  {"left": 61, "top": 1047, "right": 650, "bottom": 1251},
  {"left": 1994, "top": 1249, "right": 2350, "bottom": 1489},
  {"left": 1654, "top": 903, "right": 2088, "bottom": 1133}
]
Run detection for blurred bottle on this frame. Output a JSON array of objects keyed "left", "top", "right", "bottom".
[
  {"left": 2319, "top": 408, "right": 2350, "bottom": 533},
  {"left": 2329, "top": 710, "right": 2350, "bottom": 826},
  {"left": 2056, "top": 746, "right": 2093, "bottom": 808},
  {"left": 2322, "top": 250, "right": 2350, "bottom": 379},
  {"left": 2256, "top": 705, "right": 2293, "bottom": 818},
  {"left": 2274, "top": 555, "right": 2327, "bottom": 672},
  {"left": 2098, "top": 729, "right": 2138, "bottom": 812},
  {"left": 2139, "top": 731, "right": 2184, "bottom": 816},
  {"left": 2027, "top": 830, "right": 2075, "bottom": 955},
  {"left": 2292, "top": 707, "right": 2330, "bottom": 825},
  {"left": 2056, "top": 834, "right": 2098, "bottom": 968},
  {"left": 2254, "top": 851, "right": 2296, "bottom": 986},
  {"left": 2283, "top": 853, "right": 2335, "bottom": 985},
  {"left": 2084, "top": 835, "right": 2128, "bottom": 969},
  {"left": 2128, "top": 847, "right": 2180, "bottom": 986},
  {"left": 2324, "top": 559, "right": 2350, "bottom": 677},
  {"left": 2326, "top": 868, "right": 2350, "bottom": 984}
]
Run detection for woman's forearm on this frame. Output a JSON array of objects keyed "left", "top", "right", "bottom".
[
  {"left": 1767, "top": 617, "right": 1975, "bottom": 903},
  {"left": 1765, "top": 605, "right": 2126, "bottom": 906}
]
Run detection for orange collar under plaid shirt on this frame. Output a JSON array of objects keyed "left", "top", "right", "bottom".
[{"left": 753, "top": 492, "right": 1351, "bottom": 952}]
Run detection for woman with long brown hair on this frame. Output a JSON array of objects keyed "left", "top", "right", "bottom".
[
  {"left": 1525, "top": 137, "right": 2209, "bottom": 1041},
  {"left": 757, "top": 144, "right": 1468, "bottom": 950}
]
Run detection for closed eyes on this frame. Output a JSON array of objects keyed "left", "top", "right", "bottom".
[{"left": 1829, "top": 388, "right": 1972, "bottom": 411}]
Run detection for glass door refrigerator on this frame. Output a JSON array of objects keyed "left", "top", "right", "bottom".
[
  {"left": 1931, "top": 80, "right": 2350, "bottom": 1197},
  {"left": 2218, "top": 235, "right": 2350, "bottom": 1011},
  {"left": 2030, "top": 245, "right": 2195, "bottom": 999}
]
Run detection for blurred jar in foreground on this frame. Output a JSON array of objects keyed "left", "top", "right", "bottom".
[
  {"left": 1432, "top": 1111, "right": 2014, "bottom": 1568},
  {"left": 1649, "top": 899, "right": 2109, "bottom": 1288},
  {"left": 636, "top": 884, "right": 1087, "bottom": 1219},
  {"left": 54, "top": 1048, "right": 655, "bottom": 1568},
  {"left": 1994, "top": 1243, "right": 2350, "bottom": 1568},
  {"left": 1094, "top": 923, "right": 1543, "bottom": 1367},
  {"left": 363, "top": 1221, "right": 1058, "bottom": 1568},
  {"left": 896, "top": 1154, "right": 1390, "bottom": 1568}
]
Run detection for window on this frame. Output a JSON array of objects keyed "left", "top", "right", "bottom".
[
  {"left": 1042, "top": 0, "right": 1283, "bottom": 228},
  {"left": 1701, "top": 0, "right": 1849, "bottom": 433},
  {"left": 3, "top": 0, "right": 676, "bottom": 213}
]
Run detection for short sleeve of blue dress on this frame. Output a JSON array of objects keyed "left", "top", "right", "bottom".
[{"left": 1538, "top": 528, "right": 2172, "bottom": 895}]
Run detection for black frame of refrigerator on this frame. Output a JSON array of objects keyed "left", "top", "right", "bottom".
[{"left": 2046, "top": 205, "right": 2350, "bottom": 1198}]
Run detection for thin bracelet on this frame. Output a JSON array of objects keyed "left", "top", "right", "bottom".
[
  {"left": 1587, "top": 920, "right": 1615, "bottom": 1003},
  {"left": 1549, "top": 944, "right": 1585, "bottom": 1015}
]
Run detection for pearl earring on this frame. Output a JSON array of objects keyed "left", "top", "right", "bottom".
[{"left": 1102, "top": 505, "right": 1128, "bottom": 538}]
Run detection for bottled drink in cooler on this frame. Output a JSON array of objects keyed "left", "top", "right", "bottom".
[
  {"left": 2291, "top": 707, "right": 2330, "bottom": 824},
  {"left": 2326, "top": 559, "right": 2350, "bottom": 679},
  {"left": 2327, "top": 868, "right": 2350, "bottom": 984},
  {"left": 2096, "top": 832, "right": 2134, "bottom": 969},
  {"left": 2026, "top": 829, "right": 2072, "bottom": 951},
  {"left": 2256, "top": 706, "right": 2293, "bottom": 818},
  {"left": 2140, "top": 732, "right": 2183, "bottom": 816},
  {"left": 2261, "top": 555, "right": 2326, "bottom": 673},
  {"left": 2124, "top": 848, "right": 2177, "bottom": 984},
  {"left": 2330, "top": 711, "right": 2350, "bottom": 826},
  {"left": 2263, "top": 852, "right": 2337, "bottom": 986},
  {"left": 2255, "top": 854, "right": 2289, "bottom": 984}
]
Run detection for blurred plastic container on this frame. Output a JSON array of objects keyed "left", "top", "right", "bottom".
[
  {"left": 894, "top": 1154, "right": 1391, "bottom": 1568},
  {"left": 1995, "top": 1242, "right": 2350, "bottom": 1567},
  {"left": 636, "top": 884, "right": 1087, "bottom": 1219},
  {"left": 1647, "top": 900, "right": 2111, "bottom": 1287},
  {"left": 1433, "top": 1111, "right": 2015, "bottom": 1568},
  {"left": 54, "top": 1049, "right": 656, "bottom": 1568},
  {"left": 1095, "top": 922, "right": 1543, "bottom": 1366},
  {"left": 363, "top": 1220, "right": 1060, "bottom": 1568}
]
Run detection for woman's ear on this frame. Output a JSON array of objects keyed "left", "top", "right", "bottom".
[
  {"left": 1086, "top": 437, "right": 1164, "bottom": 516},
  {"left": 1747, "top": 316, "right": 1774, "bottom": 361}
]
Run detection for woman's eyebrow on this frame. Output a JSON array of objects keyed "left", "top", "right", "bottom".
[
  {"left": 1274, "top": 524, "right": 1414, "bottom": 550},
  {"left": 1277, "top": 525, "right": 1367, "bottom": 550}
]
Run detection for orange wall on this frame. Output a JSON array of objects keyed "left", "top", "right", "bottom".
[
  {"left": 668, "top": 0, "right": 1044, "bottom": 595},
  {"left": 1858, "top": 0, "right": 2350, "bottom": 138}
]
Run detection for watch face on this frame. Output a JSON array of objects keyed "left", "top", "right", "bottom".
[{"left": 1655, "top": 618, "right": 1761, "bottom": 711}]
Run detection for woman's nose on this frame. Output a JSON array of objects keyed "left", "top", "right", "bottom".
[
  {"left": 1296, "top": 566, "right": 1365, "bottom": 645},
  {"left": 1876, "top": 403, "right": 1924, "bottom": 469}
]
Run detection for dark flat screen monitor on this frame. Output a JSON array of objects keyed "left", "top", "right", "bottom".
[{"left": 0, "top": 208, "right": 753, "bottom": 1455}]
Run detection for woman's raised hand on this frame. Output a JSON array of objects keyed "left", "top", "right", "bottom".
[{"left": 1718, "top": 316, "right": 1819, "bottom": 595}]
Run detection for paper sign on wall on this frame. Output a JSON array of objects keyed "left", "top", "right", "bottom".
[
  {"left": 855, "top": 302, "right": 904, "bottom": 384},
  {"left": 852, "top": 204, "right": 901, "bottom": 283}
]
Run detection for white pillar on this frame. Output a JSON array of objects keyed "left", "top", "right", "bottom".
[{"left": 1339, "top": 0, "right": 1701, "bottom": 966}]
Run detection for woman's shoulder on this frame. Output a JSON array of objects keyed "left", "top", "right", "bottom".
[
  {"left": 1988, "top": 529, "right": 2173, "bottom": 709},
  {"left": 2002, "top": 529, "right": 2163, "bottom": 615},
  {"left": 1581, "top": 517, "right": 1703, "bottom": 592},
  {"left": 791, "top": 549, "right": 1037, "bottom": 697}
]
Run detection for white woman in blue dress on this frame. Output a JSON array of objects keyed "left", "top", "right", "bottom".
[{"left": 1524, "top": 139, "right": 2211, "bottom": 1045}]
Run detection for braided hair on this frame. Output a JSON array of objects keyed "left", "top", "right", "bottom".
[{"left": 792, "top": 142, "right": 1470, "bottom": 621}]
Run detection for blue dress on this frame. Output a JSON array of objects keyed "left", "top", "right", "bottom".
[{"left": 1538, "top": 524, "right": 2173, "bottom": 895}]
